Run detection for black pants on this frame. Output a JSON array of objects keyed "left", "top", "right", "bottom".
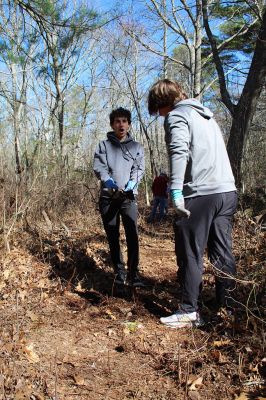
[
  {"left": 174, "top": 191, "right": 238, "bottom": 312},
  {"left": 99, "top": 196, "right": 139, "bottom": 278}
]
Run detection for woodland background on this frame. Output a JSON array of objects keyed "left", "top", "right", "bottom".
[
  {"left": 0, "top": 1, "right": 265, "bottom": 399},
  {"left": 0, "top": 0, "right": 265, "bottom": 231}
]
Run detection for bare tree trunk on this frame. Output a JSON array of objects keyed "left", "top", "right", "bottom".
[
  {"left": 162, "top": 0, "right": 168, "bottom": 78},
  {"left": 227, "top": 10, "right": 266, "bottom": 187},
  {"left": 13, "top": 104, "right": 22, "bottom": 175},
  {"left": 125, "top": 70, "right": 157, "bottom": 177},
  {"left": 203, "top": 2, "right": 266, "bottom": 188},
  {"left": 58, "top": 99, "right": 64, "bottom": 156},
  {"left": 194, "top": 0, "right": 202, "bottom": 98},
  {"left": 139, "top": 121, "right": 157, "bottom": 178},
  {"left": 11, "top": 63, "right": 23, "bottom": 175}
]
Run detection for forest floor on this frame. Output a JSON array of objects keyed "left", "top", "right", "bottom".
[{"left": 0, "top": 204, "right": 265, "bottom": 400}]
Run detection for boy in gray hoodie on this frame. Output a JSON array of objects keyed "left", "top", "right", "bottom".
[
  {"left": 93, "top": 107, "right": 145, "bottom": 287},
  {"left": 148, "top": 79, "right": 237, "bottom": 328}
]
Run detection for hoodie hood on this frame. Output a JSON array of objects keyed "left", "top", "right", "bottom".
[
  {"left": 107, "top": 131, "right": 133, "bottom": 146},
  {"left": 93, "top": 132, "right": 145, "bottom": 194},
  {"left": 174, "top": 99, "right": 213, "bottom": 120},
  {"left": 107, "top": 131, "right": 134, "bottom": 162}
]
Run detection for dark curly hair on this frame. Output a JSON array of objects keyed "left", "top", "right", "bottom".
[{"left": 109, "top": 107, "right": 132, "bottom": 125}]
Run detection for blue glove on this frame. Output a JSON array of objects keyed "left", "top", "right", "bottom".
[
  {"left": 104, "top": 178, "right": 118, "bottom": 190},
  {"left": 124, "top": 180, "right": 136, "bottom": 192},
  {"left": 171, "top": 189, "right": 190, "bottom": 218}
]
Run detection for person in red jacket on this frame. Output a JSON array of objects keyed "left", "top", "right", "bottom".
[{"left": 148, "top": 173, "right": 168, "bottom": 222}]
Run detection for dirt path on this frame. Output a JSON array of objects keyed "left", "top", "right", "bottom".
[{"left": 0, "top": 217, "right": 265, "bottom": 399}]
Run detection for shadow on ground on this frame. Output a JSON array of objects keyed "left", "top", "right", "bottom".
[
  {"left": 24, "top": 224, "right": 241, "bottom": 331},
  {"left": 25, "top": 229, "right": 184, "bottom": 319},
  {"left": 25, "top": 228, "right": 185, "bottom": 317}
]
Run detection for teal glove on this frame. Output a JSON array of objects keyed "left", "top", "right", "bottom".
[
  {"left": 171, "top": 189, "right": 191, "bottom": 218},
  {"left": 124, "top": 180, "right": 136, "bottom": 192}
]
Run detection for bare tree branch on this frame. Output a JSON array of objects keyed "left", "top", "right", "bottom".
[
  {"left": 120, "top": 21, "right": 191, "bottom": 71},
  {"left": 202, "top": 0, "right": 235, "bottom": 114}
]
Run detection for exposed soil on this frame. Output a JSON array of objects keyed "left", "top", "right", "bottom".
[{"left": 0, "top": 207, "right": 265, "bottom": 400}]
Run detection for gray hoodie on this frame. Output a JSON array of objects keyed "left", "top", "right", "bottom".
[
  {"left": 93, "top": 132, "right": 145, "bottom": 196},
  {"left": 164, "top": 99, "right": 236, "bottom": 197}
]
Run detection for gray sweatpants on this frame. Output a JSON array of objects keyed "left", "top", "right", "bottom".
[{"left": 174, "top": 191, "right": 238, "bottom": 312}]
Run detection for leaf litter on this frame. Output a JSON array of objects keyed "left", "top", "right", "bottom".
[{"left": 0, "top": 212, "right": 265, "bottom": 399}]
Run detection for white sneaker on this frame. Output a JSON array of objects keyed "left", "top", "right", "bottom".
[{"left": 160, "top": 311, "right": 203, "bottom": 328}]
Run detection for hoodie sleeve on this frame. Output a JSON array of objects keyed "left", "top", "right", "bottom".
[
  {"left": 130, "top": 143, "right": 145, "bottom": 184},
  {"left": 93, "top": 141, "right": 110, "bottom": 183},
  {"left": 164, "top": 113, "right": 190, "bottom": 190}
]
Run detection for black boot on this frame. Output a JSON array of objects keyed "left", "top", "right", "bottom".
[
  {"left": 128, "top": 272, "right": 145, "bottom": 288},
  {"left": 114, "top": 268, "right": 127, "bottom": 285}
]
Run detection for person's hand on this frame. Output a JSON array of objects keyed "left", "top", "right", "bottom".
[
  {"left": 171, "top": 189, "right": 191, "bottom": 218},
  {"left": 124, "top": 180, "right": 136, "bottom": 192},
  {"left": 104, "top": 178, "right": 118, "bottom": 190}
]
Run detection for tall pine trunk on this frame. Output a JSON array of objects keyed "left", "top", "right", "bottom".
[{"left": 227, "top": 9, "right": 266, "bottom": 188}]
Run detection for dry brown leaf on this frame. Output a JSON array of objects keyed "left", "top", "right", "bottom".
[
  {"left": 246, "top": 255, "right": 254, "bottom": 267},
  {"left": 17, "top": 264, "right": 29, "bottom": 273},
  {"left": 18, "top": 290, "right": 27, "bottom": 302},
  {"left": 73, "top": 375, "right": 85, "bottom": 385},
  {"left": 211, "top": 349, "right": 220, "bottom": 362},
  {"left": 14, "top": 386, "right": 32, "bottom": 400},
  {"left": 213, "top": 339, "right": 232, "bottom": 347},
  {"left": 26, "top": 311, "right": 39, "bottom": 322},
  {"left": 33, "top": 394, "right": 45, "bottom": 400},
  {"left": 123, "top": 327, "right": 130, "bottom": 336},
  {"left": 24, "top": 344, "right": 40, "bottom": 363},
  {"left": 210, "top": 350, "right": 228, "bottom": 364},
  {"left": 62, "top": 356, "right": 79, "bottom": 367},
  {"left": 56, "top": 250, "right": 65, "bottom": 262},
  {"left": 235, "top": 393, "right": 249, "bottom": 400},
  {"left": 108, "top": 329, "right": 115, "bottom": 337},
  {"left": 105, "top": 309, "right": 116, "bottom": 320},
  {"left": 188, "top": 390, "right": 201, "bottom": 400},
  {"left": 64, "top": 291, "right": 80, "bottom": 301},
  {"left": 75, "top": 282, "right": 86, "bottom": 293},
  {"left": 40, "top": 292, "right": 48, "bottom": 301},
  {"left": 37, "top": 279, "right": 47, "bottom": 288},
  {"left": 1, "top": 343, "right": 14, "bottom": 353},
  {"left": 188, "top": 376, "right": 203, "bottom": 391},
  {"left": 14, "top": 392, "right": 30, "bottom": 400},
  {"left": 3, "top": 269, "right": 10, "bottom": 279}
]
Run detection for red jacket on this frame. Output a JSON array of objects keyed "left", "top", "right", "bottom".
[{"left": 152, "top": 175, "right": 168, "bottom": 198}]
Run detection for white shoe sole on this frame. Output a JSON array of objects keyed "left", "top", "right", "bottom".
[{"left": 160, "top": 319, "right": 204, "bottom": 329}]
